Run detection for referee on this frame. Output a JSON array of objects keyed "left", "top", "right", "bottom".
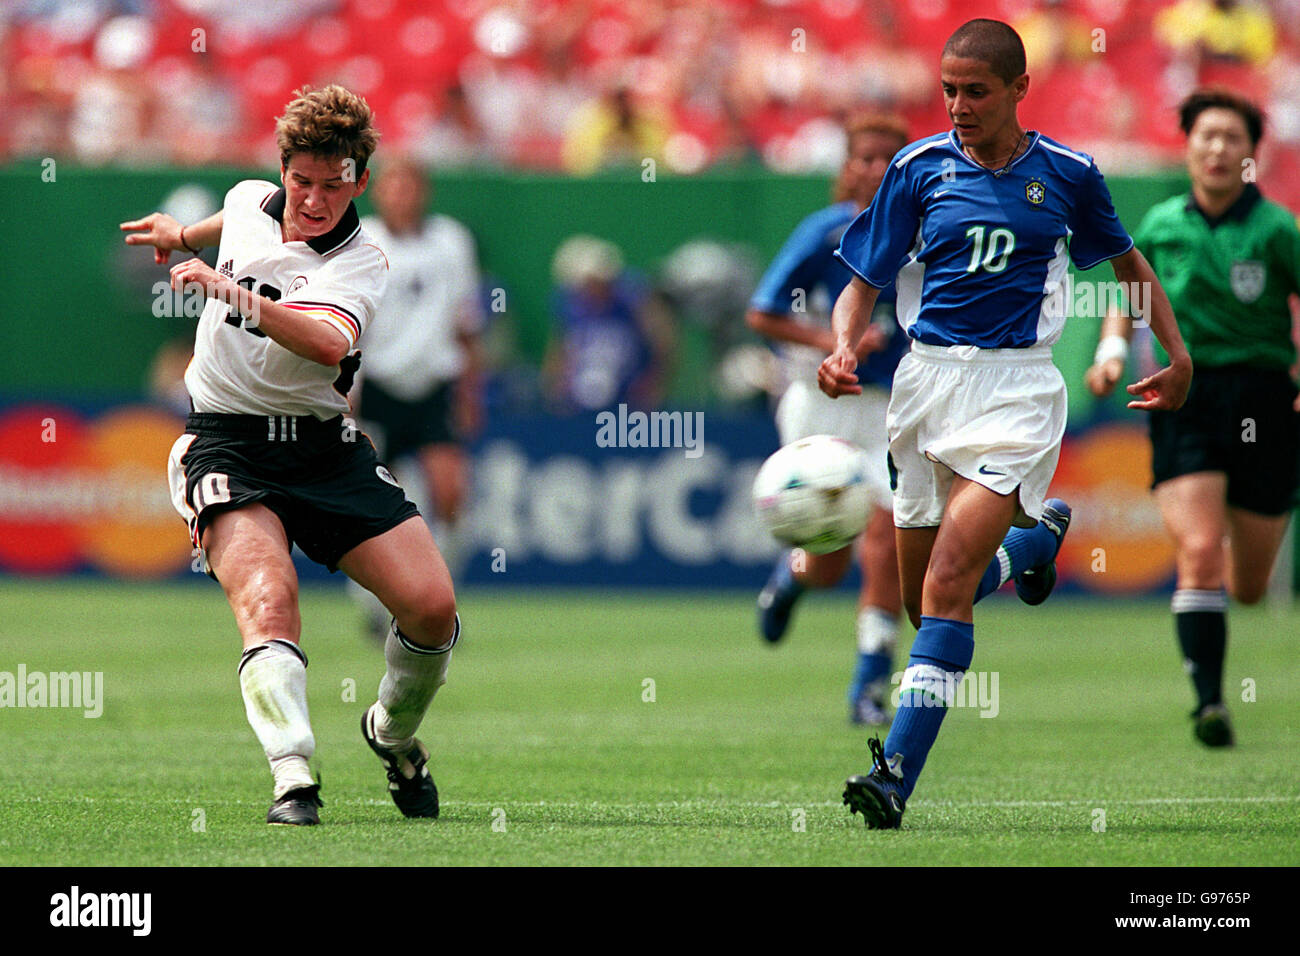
[
  {"left": 1087, "top": 89, "right": 1300, "bottom": 747},
  {"left": 122, "top": 85, "right": 460, "bottom": 824}
]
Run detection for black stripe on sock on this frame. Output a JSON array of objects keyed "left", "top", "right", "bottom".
[
  {"left": 238, "top": 639, "right": 307, "bottom": 675},
  {"left": 236, "top": 646, "right": 261, "bottom": 675},
  {"left": 267, "top": 638, "right": 308, "bottom": 667},
  {"left": 392, "top": 614, "right": 459, "bottom": 655}
]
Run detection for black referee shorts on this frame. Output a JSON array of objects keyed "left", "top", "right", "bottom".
[
  {"left": 1149, "top": 364, "right": 1300, "bottom": 516},
  {"left": 174, "top": 412, "right": 419, "bottom": 574}
]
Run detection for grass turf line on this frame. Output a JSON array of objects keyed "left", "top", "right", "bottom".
[{"left": 0, "top": 580, "right": 1296, "bottom": 866}]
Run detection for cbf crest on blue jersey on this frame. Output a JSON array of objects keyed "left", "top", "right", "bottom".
[{"left": 834, "top": 131, "right": 1133, "bottom": 349}]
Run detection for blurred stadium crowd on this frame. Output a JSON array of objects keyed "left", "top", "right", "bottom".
[{"left": 4, "top": 0, "right": 1299, "bottom": 194}]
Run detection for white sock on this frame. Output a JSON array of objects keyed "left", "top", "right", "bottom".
[
  {"left": 373, "top": 616, "right": 459, "bottom": 752},
  {"left": 238, "top": 639, "right": 315, "bottom": 799},
  {"left": 856, "top": 607, "right": 899, "bottom": 655}
]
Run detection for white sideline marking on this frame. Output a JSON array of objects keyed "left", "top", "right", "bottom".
[
  {"left": 7, "top": 795, "right": 1299, "bottom": 809},
  {"left": 450, "top": 795, "right": 1300, "bottom": 810}
]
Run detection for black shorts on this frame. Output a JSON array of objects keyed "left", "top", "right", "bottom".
[
  {"left": 359, "top": 378, "right": 457, "bottom": 461},
  {"left": 174, "top": 412, "right": 419, "bottom": 573},
  {"left": 1149, "top": 364, "right": 1300, "bottom": 516}
]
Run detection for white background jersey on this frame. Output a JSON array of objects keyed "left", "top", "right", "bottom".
[
  {"left": 358, "top": 214, "right": 484, "bottom": 399},
  {"left": 185, "top": 179, "right": 389, "bottom": 419}
]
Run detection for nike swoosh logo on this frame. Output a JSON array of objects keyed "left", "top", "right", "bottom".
[
  {"left": 932, "top": 188, "right": 951, "bottom": 198},
  {"left": 978, "top": 464, "right": 1006, "bottom": 476}
]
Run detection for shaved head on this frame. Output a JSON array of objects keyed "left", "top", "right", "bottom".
[{"left": 942, "top": 19, "right": 1026, "bottom": 84}]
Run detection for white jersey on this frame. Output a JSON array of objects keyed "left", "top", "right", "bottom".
[
  {"left": 358, "top": 214, "right": 484, "bottom": 399},
  {"left": 185, "top": 179, "right": 389, "bottom": 419}
]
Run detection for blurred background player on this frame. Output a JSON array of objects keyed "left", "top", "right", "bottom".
[
  {"left": 747, "top": 113, "right": 912, "bottom": 726},
  {"left": 821, "top": 19, "right": 1192, "bottom": 829},
  {"left": 354, "top": 158, "right": 486, "bottom": 637},
  {"left": 1085, "top": 89, "right": 1300, "bottom": 748},
  {"left": 542, "top": 235, "right": 675, "bottom": 414}
]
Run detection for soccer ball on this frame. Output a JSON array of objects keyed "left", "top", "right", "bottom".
[{"left": 752, "top": 435, "right": 872, "bottom": 554}]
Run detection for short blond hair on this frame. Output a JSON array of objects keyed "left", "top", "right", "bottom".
[{"left": 275, "top": 84, "right": 380, "bottom": 173}]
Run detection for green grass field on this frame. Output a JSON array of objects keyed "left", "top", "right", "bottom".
[{"left": 1, "top": 580, "right": 1296, "bottom": 866}]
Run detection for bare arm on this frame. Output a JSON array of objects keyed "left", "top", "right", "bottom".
[
  {"left": 1083, "top": 306, "right": 1133, "bottom": 398},
  {"left": 125, "top": 208, "right": 344, "bottom": 366},
  {"left": 121, "top": 211, "right": 223, "bottom": 265},
  {"left": 747, "top": 308, "right": 836, "bottom": 353},
  {"left": 1109, "top": 246, "right": 1192, "bottom": 411},
  {"left": 169, "top": 258, "right": 349, "bottom": 367},
  {"left": 181, "top": 211, "right": 224, "bottom": 250},
  {"left": 746, "top": 307, "right": 888, "bottom": 359},
  {"left": 817, "top": 277, "right": 882, "bottom": 397}
]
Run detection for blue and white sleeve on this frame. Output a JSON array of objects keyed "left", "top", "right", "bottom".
[
  {"left": 1067, "top": 161, "right": 1134, "bottom": 270},
  {"left": 833, "top": 160, "right": 920, "bottom": 288},
  {"left": 750, "top": 213, "right": 831, "bottom": 314}
]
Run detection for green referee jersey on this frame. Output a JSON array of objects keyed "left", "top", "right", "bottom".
[{"left": 1135, "top": 183, "right": 1300, "bottom": 369}]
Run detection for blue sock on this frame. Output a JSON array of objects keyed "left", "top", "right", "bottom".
[
  {"left": 973, "top": 523, "right": 1059, "bottom": 602},
  {"left": 774, "top": 553, "right": 803, "bottom": 598},
  {"left": 878, "top": 616, "right": 974, "bottom": 799},
  {"left": 848, "top": 651, "right": 891, "bottom": 703}
]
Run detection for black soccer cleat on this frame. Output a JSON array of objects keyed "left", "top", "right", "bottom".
[
  {"left": 1015, "top": 498, "right": 1072, "bottom": 606},
  {"left": 361, "top": 704, "right": 439, "bottom": 819},
  {"left": 1193, "top": 703, "right": 1234, "bottom": 748},
  {"left": 757, "top": 551, "right": 803, "bottom": 644},
  {"left": 267, "top": 783, "right": 323, "bottom": 826},
  {"left": 849, "top": 688, "right": 892, "bottom": 727},
  {"left": 843, "top": 736, "right": 906, "bottom": 830}
]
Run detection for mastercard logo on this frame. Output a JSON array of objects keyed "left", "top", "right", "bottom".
[
  {"left": 1053, "top": 423, "right": 1176, "bottom": 593},
  {"left": 0, "top": 404, "right": 192, "bottom": 577}
]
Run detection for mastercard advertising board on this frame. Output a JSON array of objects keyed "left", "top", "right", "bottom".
[
  {"left": 1051, "top": 422, "right": 1177, "bottom": 593},
  {"left": 0, "top": 403, "right": 194, "bottom": 578},
  {"left": 0, "top": 401, "right": 1178, "bottom": 593}
]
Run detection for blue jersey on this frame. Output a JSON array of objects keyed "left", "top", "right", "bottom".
[
  {"left": 751, "top": 201, "right": 908, "bottom": 388},
  {"left": 552, "top": 273, "right": 655, "bottom": 410},
  {"left": 835, "top": 131, "right": 1133, "bottom": 349}
]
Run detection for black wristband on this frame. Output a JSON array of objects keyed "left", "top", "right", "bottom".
[{"left": 180, "top": 226, "right": 201, "bottom": 254}]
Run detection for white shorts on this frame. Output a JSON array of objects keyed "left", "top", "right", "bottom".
[
  {"left": 775, "top": 378, "right": 893, "bottom": 511},
  {"left": 886, "top": 341, "right": 1066, "bottom": 528}
]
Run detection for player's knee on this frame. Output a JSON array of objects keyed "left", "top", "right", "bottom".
[
  {"left": 924, "top": 551, "right": 979, "bottom": 608},
  {"left": 238, "top": 582, "right": 299, "bottom": 642},
  {"left": 1178, "top": 536, "right": 1226, "bottom": 587},
  {"left": 398, "top": 588, "right": 458, "bottom": 648}
]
